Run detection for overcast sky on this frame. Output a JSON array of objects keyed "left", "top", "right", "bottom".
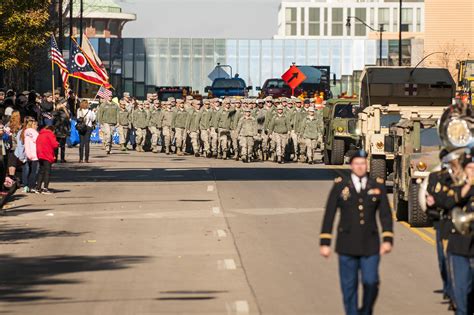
[{"left": 116, "top": 0, "right": 282, "bottom": 38}]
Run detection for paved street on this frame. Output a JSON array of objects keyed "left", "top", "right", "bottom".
[{"left": 0, "top": 146, "right": 449, "bottom": 315}]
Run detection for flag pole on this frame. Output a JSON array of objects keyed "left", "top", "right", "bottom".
[
  {"left": 92, "top": 85, "right": 102, "bottom": 104},
  {"left": 51, "top": 44, "right": 56, "bottom": 108}
]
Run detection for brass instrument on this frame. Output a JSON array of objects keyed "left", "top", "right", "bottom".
[{"left": 452, "top": 207, "right": 474, "bottom": 236}]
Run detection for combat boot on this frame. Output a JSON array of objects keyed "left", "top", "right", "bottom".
[
  {"left": 223, "top": 151, "right": 227, "bottom": 160},
  {"left": 277, "top": 156, "right": 281, "bottom": 164},
  {"left": 177, "top": 148, "right": 184, "bottom": 156},
  {"left": 235, "top": 153, "right": 239, "bottom": 161},
  {"left": 152, "top": 147, "right": 159, "bottom": 153},
  {"left": 165, "top": 147, "right": 170, "bottom": 155},
  {"left": 263, "top": 152, "right": 268, "bottom": 161},
  {"left": 194, "top": 152, "right": 200, "bottom": 157},
  {"left": 120, "top": 144, "right": 126, "bottom": 151}
]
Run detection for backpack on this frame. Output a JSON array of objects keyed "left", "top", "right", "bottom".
[{"left": 76, "top": 110, "right": 89, "bottom": 135}]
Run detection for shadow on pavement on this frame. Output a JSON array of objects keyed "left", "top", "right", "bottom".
[
  {"left": 51, "top": 165, "right": 349, "bottom": 183},
  {"left": 0, "top": 224, "right": 85, "bottom": 244},
  {"left": 0, "top": 254, "right": 149, "bottom": 303}
]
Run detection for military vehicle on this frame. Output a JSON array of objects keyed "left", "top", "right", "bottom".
[
  {"left": 387, "top": 109, "right": 445, "bottom": 227},
  {"left": 457, "top": 60, "right": 473, "bottom": 102},
  {"left": 156, "top": 86, "right": 192, "bottom": 101},
  {"left": 358, "top": 67, "right": 456, "bottom": 180},
  {"left": 322, "top": 97, "right": 360, "bottom": 165}
]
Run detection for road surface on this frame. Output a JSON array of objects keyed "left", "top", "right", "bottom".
[{"left": 0, "top": 145, "right": 449, "bottom": 314}]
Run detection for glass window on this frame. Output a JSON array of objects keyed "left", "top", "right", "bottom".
[
  {"left": 402, "top": 8, "right": 413, "bottom": 32},
  {"left": 169, "top": 38, "right": 180, "bottom": 86},
  {"left": 369, "top": 8, "right": 375, "bottom": 29},
  {"left": 380, "top": 114, "right": 401, "bottom": 128},
  {"left": 324, "top": 8, "right": 328, "bottom": 36},
  {"left": 203, "top": 39, "right": 215, "bottom": 89},
  {"left": 334, "top": 104, "right": 355, "bottom": 118},
  {"left": 261, "top": 40, "right": 272, "bottom": 85},
  {"left": 308, "top": 8, "right": 320, "bottom": 36},
  {"left": 158, "top": 38, "right": 169, "bottom": 86},
  {"left": 272, "top": 40, "right": 283, "bottom": 78},
  {"left": 94, "top": 21, "right": 106, "bottom": 35},
  {"left": 180, "top": 39, "right": 191, "bottom": 86},
  {"left": 332, "top": 8, "right": 343, "bottom": 36},
  {"left": 296, "top": 40, "right": 306, "bottom": 65},
  {"left": 226, "top": 40, "right": 237, "bottom": 73},
  {"left": 416, "top": 8, "right": 422, "bottom": 32},
  {"left": 319, "top": 40, "right": 330, "bottom": 67},
  {"left": 134, "top": 39, "right": 145, "bottom": 82},
  {"left": 341, "top": 40, "right": 352, "bottom": 76},
  {"left": 307, "top": 40, "right": 318, "bottom": 65},
  {"left": 191, "top": 39, "right": 202, "bottom": 91},
  {"left": 355, "top": 8, "right": 367, "bottom": 36},
  {"left": 284, "top": 40, "right": 296, "bottom": 68},
  {"left": 420, "top": 128, "right": 441, "bottom": 147},
  {"left": 238, "top": 40, "right": 249, "bottom": 85},
  {"left": 330, "top": 40, "right": 342, "bottom": 78},
  {"left": 212, "top": 79, "right": 245, "bottom": 88},
  {"left": 122, "top": 38, "right": 134, "bottom": 79},
  {"left": 144, "top": 39, "right": 158, "bottom": 85},
  {"left": 378, "top": 8, "right": 389, "bottom": 30},
  {"left": 392, "top": 8, "right": 398, "bottom": 32},
  {"left": 285, "top": 8, "right": 297, "bottom": 36},
  {"left": 300, "top": 7, "right": 305, "bottom": 36},
  {"left": 249, "top": 40, "right": 260, "bottom": 89}
]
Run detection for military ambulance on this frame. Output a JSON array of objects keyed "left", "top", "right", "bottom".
[{"left": 357, "top": 67, "right": 455, "bottom": 181}]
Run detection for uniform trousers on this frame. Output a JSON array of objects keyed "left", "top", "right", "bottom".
[
  {"left": 149, "top": 126, "right": 160, "bottom": 149},
  {"left": 190, "top": 131, "right": 200, "bottom": 153},
  {"left": 210, "top": 128, "right": 219, "bottom": 154},
  {"left": 290, "top": 130, "right": 299, "bottom": 155},
  {"left": 273, "top": 133, "right": 288, "bottom": 158},
  {"left": 162, "top": 126, "right": 174, "bottom": 151},
  {"left": 239, "top": 136, "right": 254, "bottom": 158},
  {"left": 218, "top": 128, "right": 230, "bottom": 153},
  {"left": 175, "top": 127, "right": 186, "bottom": 149},
  {"left": 200, "top": 129, "right": 211, "bottom": 153},
  {"left": 101, "top": 123, "right": 115, "bottom": 152},
  {"left": 338, "top": 254, "right": 380, "bottom": 315},
  {"left": 230, "top": 130, "right": 239, "bottom": 153},
  {"left": 135, "top": 128, "right": 146, "bottom": 146},
  {"left": 304, "top": 138, "right": 317, "bottom": 161},
  {"left": 117, "top": 125, "right": 129, "bottom": 145},
  {"left": 449, "top": 254, "right": 474, "bottom": 315}
]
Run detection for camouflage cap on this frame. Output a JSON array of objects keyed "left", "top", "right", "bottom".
[
  {"left": 176, "top": 99, "right": 184, "bottom": 103},
  {"left": 168, "top": 97, "right": 176, "bottom": 102},
  {"left": 203, "top": 99, "right": 210, "bottom": 104},
  {"left": 186, "top": 95, "right": 194, "bottom": 101},
  {"left": 308, "top": 107, "right": 315, "bottom": 112},
  {"left": 264, "top": 96, "right": 273, "bottom": 102}
]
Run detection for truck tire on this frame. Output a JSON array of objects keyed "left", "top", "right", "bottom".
[
  {"left": 330, "top": 139, "right": 345, "bottom": 165},
  {"left": 370, "top": 157, "right": 386, "bottom": 181},
  {"left": 408, "top": 181, "right": 431, "bottom": 227},
  {"left": 394, "top": 185, "right": 408, "bottom": 222},
  {"left": 324, "top": 149, "right": 331, "bottom": 165}
]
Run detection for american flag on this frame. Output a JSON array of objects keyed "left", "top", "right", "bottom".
[
  {"left": 97, "top": 85, "right": 112, "bottom": 99},
  {"left": 50, "top": 36, "right": 69, "bottom": 89}
]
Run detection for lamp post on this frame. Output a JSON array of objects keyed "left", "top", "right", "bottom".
[
  {"left": 346, "top": 16, "right": 385, "bottom": 66},
  {"left": 399, "top": 0, "right": 402, "bottom": 66}
]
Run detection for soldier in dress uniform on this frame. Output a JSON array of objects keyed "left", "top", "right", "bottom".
[{"left": 320, "top": 150, "right": 393, "bottom": 315}]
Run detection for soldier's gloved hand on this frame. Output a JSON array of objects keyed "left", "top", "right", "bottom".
[
  {"left": 426, "top": 194, "right": 435, "bottom": 207},
  {"left": 380, "top": 242, "right": 392, "bottom": 255},
  {"left": 320, "top": 245, "right": 331, "bottom": 258}
]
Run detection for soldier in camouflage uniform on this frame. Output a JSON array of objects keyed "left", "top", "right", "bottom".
[
  {"left": 199, "top": 99, "right": 213, "bottom": 158},
  {"left": 132, "top": 102, "right": 150, "bottom": 152},
  {"left": 237, "top": 107, "right": 258, "bottom": 163},
  {"left": 253, "top": 100, "right": 266, "bottom": 161},
  {"left": 301, "top": 107, "right": 320, "bottom": 164},
  {"left": 149, "top": 101, "right": 162, "bottom": 153},
  {"left": 97, "top": 97, "right": 119, "bottom": 154},
  {"left": 171, "top": 100, "right": 189, "bottom": 156},
  {"left": 159, "top": 101, "right": 174, "bottom": 155},
  {"left": 269, "top": 104, "right": 291, "bottom": 164},
  {"left": 117, "top": 100, "right": 131, "bottom": 151},
  {"left": 230, "top": 99, "right": 243, "bottom": 161},
  {"left": 262, "top": 97, "right": 274, "bottom": 160},
  {"left": 292, "top": 99, "right": 306, "bottom": 162},
  {"left": 216, "top": 99, "right": 235, "bottom": 160},
  {"left": 210, "top": 99, "right": 221, "bottom": 158},
  {"left": 186, "top": 100, "right": 202, "bottom": 157},
  {"left": 315, "top": 105, "right": 324, "bottom": 151}
]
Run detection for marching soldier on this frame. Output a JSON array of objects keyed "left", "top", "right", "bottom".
[
  {"left": 236, "top": 107, "right": 258, "bottom": 163},
  {"left": 301, "top": 107, "right": 319, "bottom": 164},
  {"left": 131, "top": 102, "right": 150, "bottom": 152},
  {"left": 268, "top": 104, "right": 291, "bottom": 164},
  {"left": 97, "top": 96, "right": 119, "bottom": 154},
  {"left": 117, "top": 100, "right": 131, "bottom": 151},
  {"left": 210, "top": 99, "right": 221, "bottom": 158},
  {"left": 171, "top": 100, "right": 189, "bottom": 156},
  {"left": 253, "top": 100, "right": 266, "bottom": 161},
  {"left": 230, "top": 99, "right": 243, "bottom": 161},
  {"left": 199, "top": 99, "right": 213, "bottom": 158},
  {"left": 149, "top": 101, "right": 162, "bottom": 153},
  {"left": 216, "top": 99, "right": 235, "bottom": 160},
  {"left": 159, "top": 101, "right": 174, "bottom": 155},
  {"left": 315, "top": 103, "right": 325, "bottom": 151},
  {"left": 186, "top": 100, "right": 202, "bottom": 157},
  {"left": 320, "top": 150, "right": 393, "bottom": 315},
  {"left": 262, "top": 97, "right": 274, "bottom": 161},
  {"left": 292, "top": 99, "right": 306, "bottom": 162}
]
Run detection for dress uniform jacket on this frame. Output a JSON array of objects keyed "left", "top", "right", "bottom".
[
  {"left": 320, "top": 176, "right": 394, "bottom": 256},
  {"left": 448, "top": 186, "right": 474, "bottom": 257}
]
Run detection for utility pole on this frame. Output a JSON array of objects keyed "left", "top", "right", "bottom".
[
  {"left": 79, "top": 0, "right": 84, "bottom": 45},
  {"left": 399, "top": 0, "right": 402, "bottom": 66},
  {"left": 69, "top": 0, "right": 73, "bottom": 47}
]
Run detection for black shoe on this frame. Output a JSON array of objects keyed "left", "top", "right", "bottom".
[{"left": 194, "top": 153, "right": 200, "bottom": 157}]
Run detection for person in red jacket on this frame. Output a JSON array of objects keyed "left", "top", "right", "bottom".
[{"left": 35, "top": 125, "right": 59, "bottom": 194}]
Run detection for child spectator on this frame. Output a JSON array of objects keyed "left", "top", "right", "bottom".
[{"left": 35, "top": 125, "right": 58, "bottom": 194}]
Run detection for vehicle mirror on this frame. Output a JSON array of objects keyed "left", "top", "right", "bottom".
[
  {"left": 204, "top": 86, "right": 210, "bottom": 93},
  {"left": 256, "top": 87, "right": 261, "bottom": 91},
  {"left": 247, "top": 86, "right": 253, "bottom": 90},
  {"left": 333, "top": 74, "right": 337, "bottom": 86}
]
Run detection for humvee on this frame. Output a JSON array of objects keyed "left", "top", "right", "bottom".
[
  {"left": 358, "top": 67, "right": 455, "bottom": 180},
  {"left": 387, "top": 109, "right": 445, "bottom": 227},
  {"left": 323, "top": 98, "right": 360, "bottom": 165}
]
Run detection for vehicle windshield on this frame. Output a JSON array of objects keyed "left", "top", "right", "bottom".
[
  {"left": 420, "top": 128, "right": 441, "bottom": 147},
  {"left": 380, "top": 113, "right": 401, "bottom": 128},
  {"left": 213, "top": 79, "right": 245, "bottom": 89},
  {"left": 265, "top": 80, "right": 287, "bottom": 89},
  {"left": 159, "top": 92, "right": 184, "bottom": 101},
  {"left": 334, "top": 104, "right": 355, "bottom": 118}
]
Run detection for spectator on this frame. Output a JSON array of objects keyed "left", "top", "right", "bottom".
[
  {"left": 77, "top": 99, "right": 96, "bottom": 163},
  {"left": 21, "top": 118, "right": 39, "bottom": 193},
  {"left": 41, "top": 92, "right": 55, "bottom": 127},
  {"left": 53, "top": 101, "right": 70, "bottom": 163},
  {"left": 0, "top": 124, "right": 8, "bottom": 186},
  {"left": 35, "top": 125, "right": 58, "bottom": 194},
  {"left": 6, "top": 111, "right": 22, "bottom": 178}
]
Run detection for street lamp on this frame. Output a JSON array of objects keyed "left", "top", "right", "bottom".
[{"left": 346, "top": 16, "right": 385, "bottom": 66}]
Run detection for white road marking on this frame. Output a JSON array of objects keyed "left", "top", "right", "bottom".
[
  {"left": 207, "top": 185, "right": 214, "bottom": 192},
  {"left": 218, "top": 259, "right": 237, "bottom": 270},
  {"left": 212, "top": 207, "right": 221, "bottom": 214},
  {"left": 234, "top": 300, "right": 250, "bottom": 315},
  {"left": 229, "top": 207, "right": 324, "bottom": 215},
  {"left": 46, "top": 213, "right": 55, "bottom": 217},
  {"left": 216, "top": 229, "right": 227, "bottom": 238}
]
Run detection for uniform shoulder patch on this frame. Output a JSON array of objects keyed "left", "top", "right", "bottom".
[
  {"left": 376, "top": 177, "right": 385, "bottom": 184},
  {"left": 334, "top": 177, "right": 342, "bottom": 183}
]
